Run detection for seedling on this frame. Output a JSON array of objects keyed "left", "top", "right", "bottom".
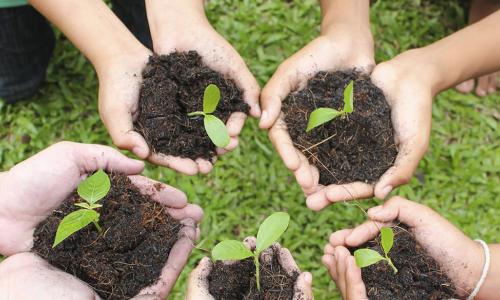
[
  {"left": 187, "top": 84, "right": 230, "bottom": 148},
  {"left": 354, "top": 227, "right": 398, "bottom": 274},
  {"left": 306, "top": 80, "right": 354, "bottom": 132},
  {"left": 52, "top": 170, "right": 110, "bottom": 248},
  {"left": 211, "top": 212, "right": 290, "bottom": 291}
]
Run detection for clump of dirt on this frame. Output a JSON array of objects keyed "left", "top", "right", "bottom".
[
  {"left": 352, "top": 225, "right": 459, "bottom": 300},
  {"left": 282, "top": 70, "right": 398, "bottom": 185},
  {"left": 134, "top": 51, "right": 249, "bottom": 160},
  {"left": 208, "top": 247, "right": 299, "bottom": 300},
  {"left": 32, "top": 174, "right": 182, "bottom": 300}
]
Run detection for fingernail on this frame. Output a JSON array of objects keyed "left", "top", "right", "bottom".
[
  {"left": 304, "top": 272, "right": 312, "bottom": 284},
  {"left": 476, "top": 89, "right": 486, "bottom": 96},
  {"left": 381, "top": 185, "right": 393, "bottom": 199}
]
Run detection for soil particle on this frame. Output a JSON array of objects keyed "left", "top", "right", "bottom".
[
  {"left": 32, "top": 174, "right": 182, "bottom": 300},
  {"left": 208, "top": 247, "right": 299, "bottom": 300},
  {"left": 134, "top": 51, "right": 249, "bottom": 160},
  {"left": 282, "top": 70, "right": 398, "bottom": 185},
  {"left": 352, "top": 225, "right": 459, "bottom": 300}
]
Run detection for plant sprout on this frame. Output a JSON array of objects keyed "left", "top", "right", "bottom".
[
  {"left": 354, "top": 227, "right": 398, "bottom": 274},
  {"left": 306, "top": 80, "right": 354, "bottom": 132},
  {"left": 188, "top": 84, "right": 230, "bottom": 148},
  {"left": 211, "top": 212, "right": 290, "bottom": 291},
  {"left": 53, "top": 169, "right": 110, "bottom": 248}
]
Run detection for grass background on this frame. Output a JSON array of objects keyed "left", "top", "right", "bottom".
[{"left": 1, "top": 0, "right": 499, "bottom": 299}]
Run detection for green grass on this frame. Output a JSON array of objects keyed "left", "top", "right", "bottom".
[{"left": 0, "top": 0, "right": 499, "bottom": 299}]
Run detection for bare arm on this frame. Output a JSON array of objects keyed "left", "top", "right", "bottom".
[{"left": 28, "top": 0, "right": 147, "bottom": 74}]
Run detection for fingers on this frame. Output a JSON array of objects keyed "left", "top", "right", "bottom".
[
  {"left": 226, "top": 112, "right": 247, "bottom": 137},
  {"left": 455, "top": 79, "right": 474, "bottom": 93},
  {"left": 344, "top": 220, "right": 391, "bottom": 247},
  {"left": 168, "top": 204, "right": 204, "bottom": 224},
  {"left": 366, "top": 196, "right": 436, "bottom": 228},
  {"left": 148, "top": 153, "right": 200, "bottom": 175},
  {"left": 374, "top": 137, "right": 427, "bottom": 199},
  {"left": 260, "top": 63, "right": 295, "bottom": 129},
  {"left": 127, "top": 175, "right": 187, "bottom": 208},
  {"left": 99, "top": 98, "right": 150, "bottom": 160},
  {"left": 293, "top": 272, "right": 314, "bottom": 300},
  {"left": 186, "top": 257, "right": 214, "bottom": 300},
  {"left": 195, "top": 158, "right": 214, "bottom": 174},
  {"left": 69, "top": 142, "right": 145, "bottom": 175},
  {"left": 345, "top": 256, "right": 368, "bottom": 300},
  {"left": 306, "top": 182, "right": 374, "bottom": 211},
  {"left": 328, "top": 229, "right": 354, "bottom": 248},
  {"left": 274, "top": 244, "right": 300, "bottom": 276},
  {"left": 225, "top": 55, "right": 261, "bottom": 118},
  {"left": 334, "top": 246, "right": 350, "bottom": 295},
  {"left": 268, "top": 115, "right": 300, "bottom": 170},
  {"left": 475, "top": 74, "right": 491, "bottom": 96},
  {"left": 243, "top": 236, "right": 257, "bottom": 250}
]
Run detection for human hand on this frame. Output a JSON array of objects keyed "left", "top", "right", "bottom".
[
  {"left": 144, "top": 0, "right": 260, "bottom": 173},
  {"left": 304, "top": 49, "right": 435, "bottom": 210},
  {"left": 260, "top": 17, "right": 376, "bottom": 207},
  {"left": 0, "top": 141, "right": 203, "bottom": 299},
  {"left": 186, "top": 237, "right": 313, "bottom": 300},
  {"left": 322, "top": 196, "right": 484, "bottom": 299}
]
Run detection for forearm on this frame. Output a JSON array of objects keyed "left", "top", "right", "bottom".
[
  {"left": 320, "top": 0, "right": 371, "bottom": 37},
  {"left": 477, "top": 244, "right": 500, "bottom": 300},
  {"left": 28, "top": 0, "right": 147, "bottom": 74},
  {"left": 145, "top": 0, "right": 207, "bottom": 53},
  {"left": 394, "top": 11, "right": 500, "bottom": 95}
]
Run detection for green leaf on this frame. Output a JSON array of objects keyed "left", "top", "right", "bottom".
[
  {"left": 77, "top": 169, "right": 110, "bottom": 204},
  {"left": 204, "top": 115, "right": 230, "bottom": 147},
  {"left": 212, "top": 240, "right": 254, "bottom": 261},
  {"left": 256, "top": 212, "right": 290, "bottom": 253},
  {"left": 354, "top": 249, "right": 385, "bottom": 268},
  {"left": 203, "top": 84, "right": 221, "bottom": 114},
  {"left": 306, "top": 108, "right": 343, "bottom": 132},
  {"left": 53, "top": 209, "right": 100, "bottom": 248},
  {"left": 380, "top": 227, "right": 394, "bottom": 255},
  {"left": 343, "top": 80, "right": 354, "bottom": 113}
]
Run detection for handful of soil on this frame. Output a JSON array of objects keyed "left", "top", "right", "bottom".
[
  {"left": 208, "top": 247, "right": 299, "bottom": 300},
  {"left": 351, "top": 225, "right": 459, "bottom": 300},
  {"left": 32, "top": 174, "right": 182, "bottom": 300},
  {"left": 134, "top": 51, "right": 249, "bottom": 160},
  {"left": 282, "top": 70, "right": 398, "bottom": 185}
]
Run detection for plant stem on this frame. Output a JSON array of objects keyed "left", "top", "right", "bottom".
[
  {"left": 254, "top": 254, "right": 261, "bottom": 291},
  {"left": 93, "top": 221, "right": 102, "bottom": 233},
  {"left": 187, "top": 111, "right": 205, "bottom": 117},
  {"left": 385, "top": 256, "right": 398, "bottom": 274}
]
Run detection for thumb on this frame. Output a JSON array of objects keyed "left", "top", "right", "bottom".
[
  {"left": 71, "top": 143, "right": 145, "bottom": 175},
  {"left": 186, "top": 257, "right": 214, "bottom": 300},
  {"left": 345, "top": 256, "right": 368, "bottom": 300},
  {"left": 293, "top": 272, "right": 314, "bottom": 300},
  {"left": 260, "top": 62, "right": 300, "bottom": 129},
  {"left": 374, "top": 137, "right": 428, "bottom": 199},
  {"left": 367, "top": 196, "right": 436, "bottom": 228}
]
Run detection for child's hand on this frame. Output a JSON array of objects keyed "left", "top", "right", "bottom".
[
  {"left": 323, "top": 197, "right": 484, "bottom": 299},
  {"left": 259, "top": 23, "right": 375, "bottom": 207},
  {"left": 144, "top": 0, "right": 261, "bottom": 174}
]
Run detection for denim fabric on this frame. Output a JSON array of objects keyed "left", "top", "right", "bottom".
[
  {"left": 0, "top": 0, "right": 152, "bottom": 103},
  {"left": 0, "top": 5, "right": 54, "bottom": 103}
]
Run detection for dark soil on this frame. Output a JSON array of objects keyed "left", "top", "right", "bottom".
[
  {"left": 208, "top": 247, "right": 299, "bottom": 300},
  {"left": 135, "top": 51, "right": 249, "bottom": 160},
  {"left": 351, "top": 225, "right": 459, "bottom": 300},
  {"left": 282, "top": 70, "right": 398, "bottom": 185},
  {"left": 32, "top": 174, "right": 182, "bottom": 300}
]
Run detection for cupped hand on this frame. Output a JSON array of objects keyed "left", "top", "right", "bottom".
[
  {"left": 259, "top": 26, "right": 376, "bottom": 209},
  {"left": 186, "top": 237, "right": 313, "bottom": 300},
  {"left": 147, "top": 2, "right": 260, "bottom": 174},
  {"left": 305, "top": 49, "right": 435, "bottom": 210},
  {"left": 322, "top": 196, "right": 483, "bottom": 299},
  {"left": 0, "top": 141, "right": 203, "bottom": 299}
]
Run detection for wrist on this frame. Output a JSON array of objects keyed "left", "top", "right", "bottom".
[{"left": 145, "top": 0, "right": 209, "bottom": 53}]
